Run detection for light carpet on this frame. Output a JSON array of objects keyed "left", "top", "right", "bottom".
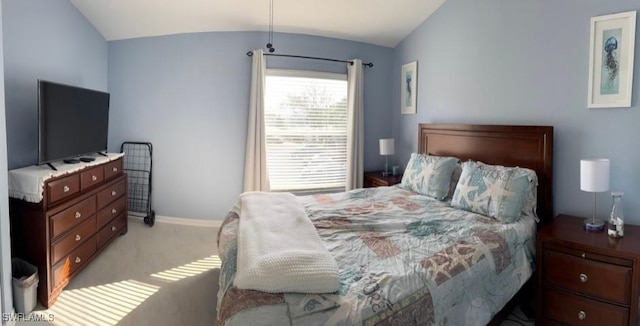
[
  {"left": 17, "top": 218, "right": 219, "bottom": 326},
  {"left": 16, "top": 217, "right": 533, "bottom": 326}
]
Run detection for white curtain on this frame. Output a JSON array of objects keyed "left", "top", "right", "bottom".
[
  {"left": 243, "top": 49, "right": 270, "bottom": 192},
  {"left": 345, "top": 59, "right": 364, "bottom": 190}
]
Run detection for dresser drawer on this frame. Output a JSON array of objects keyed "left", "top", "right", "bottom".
[
  {"left": 97, "top": 196, "right": 126, "bottom": 230},
  {"left": 51, "top": 216, "right": 96, "bottom": 265},
  {"left": 51, "top": 235, "right": 97, "bottom": 289},
  {"left": 543, "top": 287, "right": 628, "bottom": 325},
  {"left": 97, "top": 214, "right": 126, "bottom": 249},
  {"left": 544, "top": 249, "right": 631, "bottom": 305},
  {"left": 46, "top": 174, "right": 80, "bottom": 205},
  {"left": 97, "top": 179, "right": 126, "bottom": 209},
  {"left": 104, "top": 158, "right": 123, "bottom": 180},
  {"left": 80, "top": 165, "right": 104, "bottom": 191},
  {"left": 50, "top": 196, "right": 96, "bottom": 240},
  {"left": 364, "top": 179, "right": 385, "bottom": 188}
]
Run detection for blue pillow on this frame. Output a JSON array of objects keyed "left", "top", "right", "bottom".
[
  {"left": 451, "top": 161, "right": 531, "bottom": 223},
  {"left": 400, "top": 154, "right": 459, "bottom": 200}
]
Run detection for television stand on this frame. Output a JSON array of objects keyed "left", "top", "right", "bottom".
[
  {"left": 46, "top": 163, "right": 57, "bottom": 171},
  {"left": 97, "top": 152, "right": 108, "bottom": 157},
  {"left": 63, "top": 158, "right": 81, "bottom": 164}
]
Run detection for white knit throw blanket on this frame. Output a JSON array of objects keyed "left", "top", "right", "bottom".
[{"left": 234, "top": 192, "right": 340, "bottom": 293}]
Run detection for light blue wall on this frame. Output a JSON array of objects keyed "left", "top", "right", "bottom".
[
  {"left": 2, "top": 0, "right": 108, "bottom": 169},
  {"left": 108, "top": 32, "right": 393, "bottom": 220},
  {"left": 393, "top": 0, "right": 640, "bottom": 223}
]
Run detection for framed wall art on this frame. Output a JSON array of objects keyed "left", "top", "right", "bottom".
[
  {"left": 587, "top": 11, "right": 636, "bottom": 108},
  {"left": 401, "top": 61, "right": 418, "bottom": 114}
]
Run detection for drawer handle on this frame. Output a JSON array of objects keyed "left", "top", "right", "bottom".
[
  {"left": 75, "top": 212, "right": 81, "bottom": 219},
  {"left": 111, "top": 190, "right": 117, "bottom": 196},
  {"left": 578, "top": 310, "right": 586, "bottom": 320},
  {"left": 111, "top": 226, "right": 117, "bottom": 232},
  {"left": 581, "top": 253, "right": 586, "bottom": 258},
  {"left": 63, "top": 185, "right": 70, "bottom": 192},
  {"left": 91, "top": 175, "right": 97, "bottom": 181},
  {"left": 111, "top": 208, "right": 117, "bottom": 214},
  {"left": 75, "top": 234, "right": 81, "bottom": 241},
  {"left": 112, "top": 167, "right": 118, "bottom": 172},
  {"left": 75, "top": 257, "right": 81, "bottom": 264},
  {"left": 579, "top": 273, "right": 588, "bottom": 283}
]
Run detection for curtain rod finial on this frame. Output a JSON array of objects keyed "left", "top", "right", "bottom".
[{"left": 246, "top": 51, "right": 253, "bottom": 56}]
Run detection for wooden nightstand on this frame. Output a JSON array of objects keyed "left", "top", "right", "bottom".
[
  {"left": 536, "top": 214, "right": 640, "bottom": 325},
  {"left": 363, "top": 171, "right": 402, "bottom": 188}
]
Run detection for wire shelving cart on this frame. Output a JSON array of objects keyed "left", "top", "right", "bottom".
[{"left": 120, "top": 142, "right": 155, "bottom": 227}]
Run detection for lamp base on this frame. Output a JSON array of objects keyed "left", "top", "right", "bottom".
[{"left": 584, "top": 218, "right": 606, "bottom": 232}]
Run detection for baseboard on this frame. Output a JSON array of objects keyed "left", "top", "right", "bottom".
[{"left": 128, "top": 213, "right": 222, "bottom": 227}]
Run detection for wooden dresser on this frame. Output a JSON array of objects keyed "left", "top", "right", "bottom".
[
  {"left": 537, "top": 214, "right": 640, "bottom": 325},
  {"left": 9, "top": 158, "right": 128, "bottom": 307}
]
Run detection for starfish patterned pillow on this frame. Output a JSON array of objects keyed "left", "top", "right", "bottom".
[
  {"left": 516, "top": 166, "right": 539, "bottom": 221},
  {"left": 400, "top": 153, "right": 459, "bottom": 200},
  {"left": 451, "top": 161, "right": 532, "bottom": 223}
]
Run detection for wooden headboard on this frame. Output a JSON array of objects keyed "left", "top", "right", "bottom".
[{"left": 418, "top": 124, "right": 554, "bottom": 224}]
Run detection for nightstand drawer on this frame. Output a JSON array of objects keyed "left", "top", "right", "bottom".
[
  {"left": 544, "top": 249, "right": 631, "bottom": 305},
  {"left": 363, "top": 172, "right": 402, "bottom": 188},
  {"left": 364, "top": 179, "right": 387, "bottom": 187},
  {"left": 543, "top": 287, "right": 628, "bottom": 325}
]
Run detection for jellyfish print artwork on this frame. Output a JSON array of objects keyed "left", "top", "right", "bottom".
[
  {"left": 405, "top": 72, "right": 412, "bottom": 107},
  {"left": 401, "top": 62, "right": 417, "bottom": 113},
  {"left": 600, "top": 28, "right": 622, "bottom": 94},
  {"left": 604, "top": 37, "right": 619, "bottom": 82}
]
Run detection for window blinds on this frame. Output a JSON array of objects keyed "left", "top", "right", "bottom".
[{"left": 265, "top": 70, "right": 348, "bottom": 192}]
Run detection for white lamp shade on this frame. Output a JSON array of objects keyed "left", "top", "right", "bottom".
[
  {"left": 580, "top": 159, "right": 610, "bottom": 192},
  {"left": 379, "top": 139, "right": 395, "bottom": 156}
]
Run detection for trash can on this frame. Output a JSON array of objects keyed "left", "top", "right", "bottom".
[{"left": 11, "top": 258, "right": 38, "bottom": 314}]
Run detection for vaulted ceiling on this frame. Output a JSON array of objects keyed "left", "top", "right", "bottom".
[{"left": 69, "top": 0, "right": 446, "bottom": 48}]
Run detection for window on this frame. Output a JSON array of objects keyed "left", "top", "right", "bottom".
[{"left": 265, "top": 69, "right": 348, "bottom": 193}]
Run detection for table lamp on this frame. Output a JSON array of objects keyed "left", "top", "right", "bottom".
[
  {"left": 379, "top": 138, "right": 395, "bottom": 176},
  {"left": 580, "top": 158, "right": 610, "bottom": 231}
]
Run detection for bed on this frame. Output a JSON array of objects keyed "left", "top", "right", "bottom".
[{"left": 216, "top": 124, "right": 554, "bottom": 326}]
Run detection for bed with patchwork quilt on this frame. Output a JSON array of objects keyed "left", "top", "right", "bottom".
[
  {"left": 217, "top": 186, "right": 537, "bottom": 325},
  {"left": 216, "top": 124, "right": 554, "bottom": 326}
]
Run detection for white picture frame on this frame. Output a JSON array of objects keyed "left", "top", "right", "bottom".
[
  {"left": 401, "top": 61, "right": 418, "bottom": 114},
  {"left": 587, "top": 11, "right": 636, "bottom": 108}
]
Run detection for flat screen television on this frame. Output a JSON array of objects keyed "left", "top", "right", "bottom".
[{"left": 38, "top": 80, "right": 110, "bottom": 165}]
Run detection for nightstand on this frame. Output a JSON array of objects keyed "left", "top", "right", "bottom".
[
  {"left": 363, "top": 171, "right": 402, "bottom": 188},
  {"left": 536, "top": 214, "right": 640, "bottom": 325}
]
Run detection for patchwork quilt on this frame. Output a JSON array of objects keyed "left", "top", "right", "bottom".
[{"left": 217, "top": 186, "right": 536, "bottom": 326}]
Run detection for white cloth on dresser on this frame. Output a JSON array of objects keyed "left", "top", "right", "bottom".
[
  {"left": 8, "top": 152, "right": 124, "bottom": 203},
  {"left": 234, "top": 191, "right": 340, "bottom": 293}
]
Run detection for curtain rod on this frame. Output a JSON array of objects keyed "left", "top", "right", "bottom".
[{"left": 246, "top": 51, "right": 374, "bottom": 68}]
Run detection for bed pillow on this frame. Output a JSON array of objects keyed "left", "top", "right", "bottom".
[
  {"left": 446, "top": 163, "right": 463, "bottom": 199},
  {"left": 519, "top": 168, "right": 539, "bottom": 222},
  {"left": 451, "top": 161, "right": 532, "bottom": 223},
  {"left": 400, "top": 154, "right": 459, "bottom": 200}
]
